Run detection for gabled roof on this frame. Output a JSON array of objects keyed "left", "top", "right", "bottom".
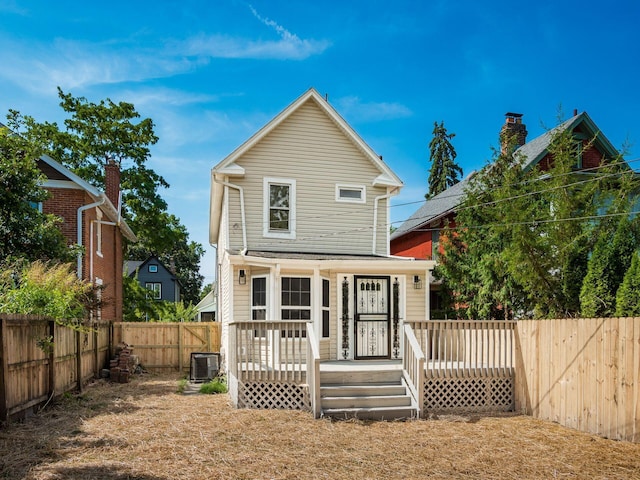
[
  {"left": 40, "top": 154, "right": 137, "bottom": 242},
  {"left": 392, "top": 111, "right": 620, "bottom": 241},
  {"left": 390, "top": 175, "right": 472, "bottom": 241},
  {"left": 210, "top": 88, "right": 403, "bottom": 243},
  {"left": 126, "top": 255, "right": 181, "bottom": 283},
  {"left": 517, "top": 111, "right": 619, "bottom": 172}
]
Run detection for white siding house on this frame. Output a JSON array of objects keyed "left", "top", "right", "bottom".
[{"left": 210, "top": 88, "right": 440, "bottom": 418}]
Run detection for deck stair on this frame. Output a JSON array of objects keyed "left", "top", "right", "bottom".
[{"left": 319, "top": 365, "right": 417, "bottom": 420}]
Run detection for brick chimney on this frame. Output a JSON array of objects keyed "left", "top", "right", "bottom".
[
  {"left": 500, "top": 112, "right": 528, "bottom": 154},
  {"left": 105, "top": 159, "right": 121, "bottom": 208}
]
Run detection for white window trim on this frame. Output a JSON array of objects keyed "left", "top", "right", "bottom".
[
  {"left": 335, "top": 184, "right": 366, "bottom": 204},
  {"left": 321, "top": 277, "right": 330, "bottom": 339},
  {"left": 263, "top": 177, "right": 296, "bottom": 239},
  {"left": 145, "top": 282, "right": 162, "bottom": 300}
]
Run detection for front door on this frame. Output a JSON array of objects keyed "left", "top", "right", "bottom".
[{"left": 354, "top": 276, "right": 390, "bottom": 359}]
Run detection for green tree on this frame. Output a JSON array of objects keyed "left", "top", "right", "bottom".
[
  {"left": 426, "top": 121, "right": 462, "bottom": 200},
  {"left": 0, "top": 125, "right": 72, "bottom": 263},
  {"left": 615, "top": 251, "right": 640, "bottom": 316},
  {"left": 580, "top": 216, "right": 639, "bottom": 317},
  {"left": 437, "top": 119, "right": 638, "bottom": 319},
  {"left": 8, "top": 89, "right": 204, "bottom": 301}
]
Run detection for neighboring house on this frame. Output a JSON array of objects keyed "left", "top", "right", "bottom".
[
  {"left": 390, "top": 111, "right": 622, "bottom": 314},
  {"left": 210, "top": 88, "right": 438, "bottom": 418},
  {"left": 126, "top": 256, "right": 181, "bottom": 303},
  {"left": 38, "top": 156, "right": 136, "bottom": 322},
  {"left": 195, "top": 289, "right": 216, "bottom": 321}
]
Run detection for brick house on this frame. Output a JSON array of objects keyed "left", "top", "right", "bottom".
[
  {"left": 390, "top": 111, "right": 621, "bottom": 315},
  {"left": 38, "top": 155, "right": 136, "bottom": 322}
]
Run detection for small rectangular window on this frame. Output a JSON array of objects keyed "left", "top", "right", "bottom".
[
  {"left": 322, "top": 279, "right": 330, "bottom": 338},
  {"left": 336, "top": 184, "right": 366, "bottom": 204},
  {"left": 148, "top": 265, "right": 158, "bottom": 273}
]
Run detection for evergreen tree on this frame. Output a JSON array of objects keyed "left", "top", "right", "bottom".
[
  {"left": 580, "top": 216, "right": 639, "bottom": 317},
  {"left": 426, "top": 121, "right": 462, "bottom": 200},
  {"left": 615, "top": 251, "right": 640, "bottom": 316}
]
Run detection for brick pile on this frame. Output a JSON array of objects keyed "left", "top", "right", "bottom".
[{"left": 109, "top": 343, "right": 139, "bottom": 383}]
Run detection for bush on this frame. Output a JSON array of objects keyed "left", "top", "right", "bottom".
[
  {"left": 199, "top": 377, "right": 227, "bottom": 395},
  {"left": 0, "top": 260, "right": 99, "bottom": 327}
]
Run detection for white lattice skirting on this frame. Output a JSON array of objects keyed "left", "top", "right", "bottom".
[
  {"left": 238, "top": 381, "right": 311, "bottom": 411},
  {"left": 424, "top": 375, "right": 514, "bottom": 413}
]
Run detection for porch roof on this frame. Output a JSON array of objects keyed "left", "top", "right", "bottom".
[{"left": 226, "top": 249, "right": 436, "bottom": 272}]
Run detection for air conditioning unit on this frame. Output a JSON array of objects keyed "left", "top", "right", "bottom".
[{"left": 190, "top": 352, "right": 220, "bottom": 383}]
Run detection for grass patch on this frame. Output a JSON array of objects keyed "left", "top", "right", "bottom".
[
  {"left": 199, "top": 376, "right": 227, "bottom": 394},
  {"left": 176, "top": 377, "right": 188, "bottom": 394}
]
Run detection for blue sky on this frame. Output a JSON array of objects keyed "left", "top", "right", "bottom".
[{"left": 2, "top": 0, "right": 640, "bottom": 286}]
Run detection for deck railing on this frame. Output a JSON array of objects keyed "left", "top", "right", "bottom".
[
  {"left": 406, "top": 320, "right": 516, "bottom": 377},
  {"left": 229, "top": 320, "right": 311, "bottom": 383},
  {"left": 402, "top": 324, "right": 425, "bottom": 415}
]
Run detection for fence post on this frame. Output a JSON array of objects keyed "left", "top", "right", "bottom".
[
  {"left": 49, "top": 320, "right": 56, "bottom": 401},
  {"left": 178, "top": 324, "right": 183, "bottom": 372},
  {"left": 76, "top": 328, "right": 83, "bottom": 393},
  {"left": 93, "top": 324, "right": 99, "bottom": 379},
  {"left": 0, "top": 316, "right": 8, "bottom": 421}
]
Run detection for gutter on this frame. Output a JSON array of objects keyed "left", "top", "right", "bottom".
[
  {"left": 213, "top": 176, "right": 248, "bottom": 252},
  {"left": 372, "top": 188, "right": 400, "bottom": 256},
  {"left": 77, "top": 197, "right": 106, "bottom": 280}
]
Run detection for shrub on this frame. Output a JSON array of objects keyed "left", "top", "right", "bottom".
[
  {"left": 199, "top": 377, "right": 227, "bottom": 395},
  {"left": 0, "top": 260, "right": 99, "bottom": 328}
]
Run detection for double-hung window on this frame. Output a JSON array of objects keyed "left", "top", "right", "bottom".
[
  {"left": 264, "top": 177, "right": 296, "bottom": 239},
  {"left": 281, "top": 277, "right": 310, "bottom": 337},
  {"left": 145, "top": 282, "right": 161, "bottom": 300}
]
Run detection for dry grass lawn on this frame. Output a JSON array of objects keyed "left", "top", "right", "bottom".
[{"left": 1, "top": 374, "right": 639, "bottom": 479}]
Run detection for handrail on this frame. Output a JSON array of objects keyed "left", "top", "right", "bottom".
[
  {"left": 306, "top": 327, "right": 321, "bottom": 418},
  {"left": 402, "top": 323, "right": 425, "bottom": 417},
  {"left": 406, "top": 320, "right": 516, "bottom": 378}
]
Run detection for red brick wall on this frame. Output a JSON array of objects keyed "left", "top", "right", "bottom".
[{"left": 42, "top": 188, "right": 124, "bottom": 322}]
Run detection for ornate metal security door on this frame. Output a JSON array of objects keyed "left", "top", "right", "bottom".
[{"left": 354, "top": 276, "right": 390, "bottom": 359}]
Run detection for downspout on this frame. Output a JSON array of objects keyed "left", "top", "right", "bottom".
[
  {"left": 77, "top": 198, "right": 106, "bottom": 280},
  {"left": 213, "top": 177, "right": 247, "bottom": 252},
  {"left": 372, "top": 188, "right": 399, "bottom": 256}
]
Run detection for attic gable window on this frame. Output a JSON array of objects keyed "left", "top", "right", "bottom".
[
  {"left": 336, "top": 184, "right": 366, "bottom": 204},
  {"left": 263, "top": 177, "right": 296, "bottom": 239}
]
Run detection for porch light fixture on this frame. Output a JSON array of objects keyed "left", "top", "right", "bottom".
[
  {"left": 413, "top": 275, "right": 423, "bottom": 290},
  {"left": 238, "top": 269, "right": 246, "bottom": 285}
]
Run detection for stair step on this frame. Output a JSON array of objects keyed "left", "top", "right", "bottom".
[
  {"left": 322, "top": 394, "right": 412, "bottom": 409},
  {"left": 320, "top": 370, "right": 402, "bottom": 385},
  {"left": 321, "top": 384, "right": 407, "bottom": 397},
  {"left": 322, "top": 405, "right": 417, "bottom": 421}
]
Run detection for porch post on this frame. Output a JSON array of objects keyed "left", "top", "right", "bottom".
[
  {"left": 393, "top": 277, "right": 400, "bottom": 359},
  {"left": 341, "top": 276, "right": 349, "bottom": 359}
]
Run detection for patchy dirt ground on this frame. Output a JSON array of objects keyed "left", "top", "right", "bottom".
[{"left": 1, "top": 374, "right": 639, "bottom": 480}]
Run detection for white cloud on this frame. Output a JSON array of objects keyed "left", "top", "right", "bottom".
[{"left": 334, "top": 96, "right": 413, "bottom": 123}]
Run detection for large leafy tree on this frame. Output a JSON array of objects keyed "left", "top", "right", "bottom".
[
  {"left": 437, "top": 122, "right": 638, "bottom": 319},
  {"left": 426, "top": 121, "right": 462, "bottom": 200},
  {"left": 9, "top": 89, "right": 204, "bottom": 301},
  {"left": 0, "top": 124, "right": 72, "bottom": 263}
]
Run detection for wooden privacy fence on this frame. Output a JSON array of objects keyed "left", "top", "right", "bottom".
[
  {"left": 0, "top": 314, "right": 110, "bottom": 422},
  {"left": 515, "top": 317, "right": 640, "bottom": 443},
  {"left": 112, "top": 322, "right": 221, "bottom": 372}
]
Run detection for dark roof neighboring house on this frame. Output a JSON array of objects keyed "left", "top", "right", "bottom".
[
  {"left": 392, "top": 111, "right": 621, "bottom": 243},
  {"left": 391, "top": 174, "right": 473, "bottom": 241}
]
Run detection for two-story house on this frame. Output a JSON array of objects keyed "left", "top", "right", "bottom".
[
  {"left": 38, "top": 155, "right": 136, "bottom": 322},
  {"left": 126, "top": 256, "right": 181, "bottom": 303},
  {"left": 390, "top": 111, "right": 623, "bottom": 316},
  {"left": 210, "top": 88, "right": 437, "bottom": 418}
]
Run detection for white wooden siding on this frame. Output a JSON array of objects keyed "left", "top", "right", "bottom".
[
  {"left": 225, "top": 101, "right": 390, "bottom": 255},
  {"left": 405, "top": 277, "right": 427, "bottom": 322}
]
